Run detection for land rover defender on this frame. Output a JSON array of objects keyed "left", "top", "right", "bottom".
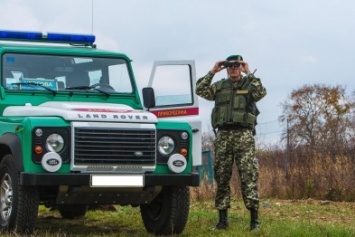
[{"left": 0, "top": 30, "right": 201, "bottom": 235}]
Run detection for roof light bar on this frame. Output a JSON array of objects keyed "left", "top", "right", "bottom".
[
  {"left": 0, "top": 30, "right": 42, "bottom": 40},
  {"left": 0, "top": 30, "right": 95, "bottom": 46},
  {"left": 46, "top": 33, "right": 95, "bottom": 45}
]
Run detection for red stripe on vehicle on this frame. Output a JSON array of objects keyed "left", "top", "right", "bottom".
[{"left": 151, "top": 107, "right": 199, "bottom": 118}]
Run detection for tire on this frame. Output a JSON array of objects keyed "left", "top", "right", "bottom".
[
  {"left": 0, "top": 154, "right": 39, "bottom": 234},
  {"left": 58, "top": 204, "right": 88, "bottom": 219},
  {"left": 140, "top": 186, "right": 190, "bottom": 235}
]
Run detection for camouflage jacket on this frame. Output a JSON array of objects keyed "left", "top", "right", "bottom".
[{"left": 196, "top": 71, "right": 267, "bottom": 129}]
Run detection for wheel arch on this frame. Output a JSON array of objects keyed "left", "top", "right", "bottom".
[{"left": 0, "top": 133, "right": 23, "bottom": 171}]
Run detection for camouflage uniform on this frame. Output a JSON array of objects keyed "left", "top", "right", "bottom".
[{"left": 196, "top": 71, "right": 266, "bottom": 211}]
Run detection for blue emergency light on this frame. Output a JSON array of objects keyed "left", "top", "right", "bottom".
[
  {"left": 0, "top": 30, "right": 95, "bottom": 46},
  {"left": 46, "top": 33, "right": 95, "bottom": 44}
]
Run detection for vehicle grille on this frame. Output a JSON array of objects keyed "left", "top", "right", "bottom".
[{"left": 73, "top": 126, "right": 156, "bottom": 167}]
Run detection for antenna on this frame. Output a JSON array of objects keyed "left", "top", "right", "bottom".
[{"left": 91, "top": 0, "right": 94, "bottom": 34}]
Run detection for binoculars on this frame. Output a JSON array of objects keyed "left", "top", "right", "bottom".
[{"left": 220, "top": 61, "right": 241, "bottom": 68}]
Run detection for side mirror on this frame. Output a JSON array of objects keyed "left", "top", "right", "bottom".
[{"left": 142, "top": 87, "right": 155, "bottom": 109}]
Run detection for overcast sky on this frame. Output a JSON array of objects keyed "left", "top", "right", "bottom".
[{"left": 1, "top": 0, "right": 355, "bottom": 146}]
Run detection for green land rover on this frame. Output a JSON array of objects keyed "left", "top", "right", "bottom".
[{"left": 0, "top": 30, "right": 201, "bottom": 235}]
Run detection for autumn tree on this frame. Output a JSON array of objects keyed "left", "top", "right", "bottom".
[{"left": 279, "top": 84, "right": 355, "bottom": 153}]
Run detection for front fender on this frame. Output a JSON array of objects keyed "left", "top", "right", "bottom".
[{"left": 0, "top": 132, "right": 23, "bottom": 171}]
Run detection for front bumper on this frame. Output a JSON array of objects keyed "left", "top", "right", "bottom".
[{"left": 20, "top": 172, "right": 200, "bottom": 187}]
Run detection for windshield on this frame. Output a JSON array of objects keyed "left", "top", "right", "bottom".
[{"left": 2, "top": 53, "right": 133, "bottom": 94}]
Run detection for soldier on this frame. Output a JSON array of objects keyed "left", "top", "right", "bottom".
[{"left": 196, "top": 55, "right": 267, "bottom": 231}]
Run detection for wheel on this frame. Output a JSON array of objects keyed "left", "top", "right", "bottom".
[
  {"left": 0, "top": 154, "right": 39, "bottom": 234},
  {"left": 58, "top": 204, "right": 88, "bottom": 219},
  {"left": 140, "top": 186, "right": 190, "bottom": 235}
]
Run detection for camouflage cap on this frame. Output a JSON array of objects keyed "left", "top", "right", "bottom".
[{"left": 226, "top": 55, "right": 243, "bottom": 61}]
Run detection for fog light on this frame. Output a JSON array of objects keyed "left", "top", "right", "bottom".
[
  {"left": 167, "top": 154, "right": 187, "bottom": 173},
  {"left": 41, "top": 152, "right": 62, "bottom": 172}
]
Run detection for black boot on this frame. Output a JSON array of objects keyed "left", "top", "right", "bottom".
[
  {"left": 250, "top": 208, "right": 260, "bottom": 231},
  {"left": 215, "top": 210, "right": 229, "bottom": 229}
]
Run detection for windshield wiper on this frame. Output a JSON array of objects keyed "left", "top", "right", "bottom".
[
  {"left": 65, "top": 85, "right": 112, "bottom": 96},
  {"left": 11, "top": 82, "right": 57, "bottom": 95}
]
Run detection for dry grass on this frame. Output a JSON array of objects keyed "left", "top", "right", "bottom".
[
  {"left": 257, "top": 148, "right": 355, "bottom": 201},
  {"left": 194, "top": 150, "right": 355, "bottom": 203}
]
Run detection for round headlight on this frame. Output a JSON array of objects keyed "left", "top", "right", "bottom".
[
  {"left": 158, "top": 136, "right": 175, "bottom": 155},
  {"left": 46, "top": 133, "right": 64, "bottom": 153}
]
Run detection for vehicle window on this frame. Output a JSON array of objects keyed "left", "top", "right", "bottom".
[
  {"left": 150, "top": 65, "right": 193, "bottom": 107},
  {"left": 2, "top": 53, "right": 133, "bottom": 93}
]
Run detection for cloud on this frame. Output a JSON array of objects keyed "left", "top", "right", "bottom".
[
  {"left": 301, "top": 55, "right": 318, "bottom": 64},
  {"left": 0, "top": 1, "right": 40, "bottom": 30}
]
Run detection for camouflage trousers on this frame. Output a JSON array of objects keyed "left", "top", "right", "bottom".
[{"left": 213, "top": 128, "right": 259, "bottom": 211}]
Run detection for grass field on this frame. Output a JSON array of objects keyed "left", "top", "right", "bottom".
[{"left": 4, "top": 199, "right": 355, "bottom": 237}]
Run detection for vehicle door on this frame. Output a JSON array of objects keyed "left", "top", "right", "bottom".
[{"left": 147, "top": 60, "right": 201, "bottom": 166}]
